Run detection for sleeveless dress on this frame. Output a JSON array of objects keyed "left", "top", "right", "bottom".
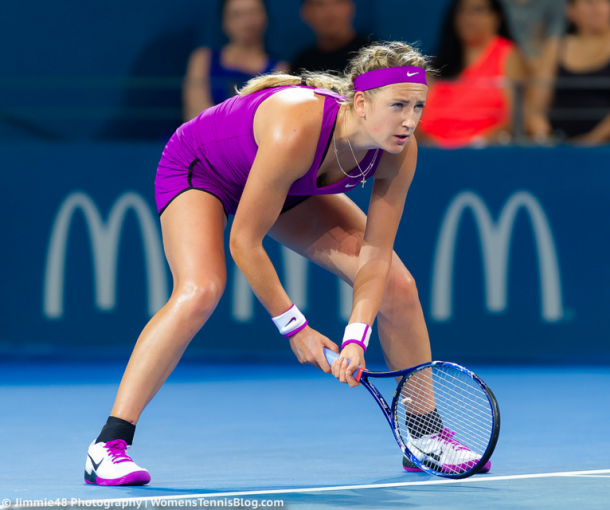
[
  {"left": 209, "top": 49, "right": 279, "bottom": 105},
  {"left": 418, "top": 36, "right": 515, "bottom": 148},
  {"left": 550, "top": 57, "right": 610, "bottom": 139},
  {"left": 155, "top": 85, "right": 382, "bottom": 217}
]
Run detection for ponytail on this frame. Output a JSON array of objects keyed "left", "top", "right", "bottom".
[
  {"left": 239, "top": 71, "right": 349, "bottom": 96},
  {"left": 238, "top": 41, "right": 433, "bottom": 107}
]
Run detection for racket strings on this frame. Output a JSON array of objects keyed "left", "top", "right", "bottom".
[
  {"left": 397, "top": 370, "right": 493, "bottom": 437},
  {"left": 397, "top": 374, "right": 493, "bottom": 448},
  {"left": 394, "top": 365, "right": 494, "bottom": 476},
  {"left": 397, "top": 375, "right": 492, "bottom": 456},
  {"left": 399, "top": 384, "right": 492, "bottom": 438}
]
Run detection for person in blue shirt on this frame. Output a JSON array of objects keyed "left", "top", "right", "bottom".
[{"left": 183, "top": 0, "right": 289, "bottom": 121}]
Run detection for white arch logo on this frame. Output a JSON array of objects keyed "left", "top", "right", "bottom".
[
  {"left": 43, "top": 191, "right": 169, "bottom": 319},
  {"left": 431, "top": 191, "right": 563, "bottom": 323}
]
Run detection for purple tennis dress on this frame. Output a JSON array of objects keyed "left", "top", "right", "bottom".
[{"left": 155, "top": 85, "right": 382, "bottom": 217}]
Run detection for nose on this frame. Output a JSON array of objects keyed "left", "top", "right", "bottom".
[{"left": 402, "top": 111, "right": 419, "bottom": 131}]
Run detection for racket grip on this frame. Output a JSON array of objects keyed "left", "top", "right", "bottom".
[
  {"left": 323, "top": 347, "right": 341, "bottom": 366},
  {"left": 323, "top": 348, "right": 364, "bottom": 382}
]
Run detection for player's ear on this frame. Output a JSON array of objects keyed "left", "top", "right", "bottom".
[{"left": 353, "top": 91, "right": 367, "bottom": 118}]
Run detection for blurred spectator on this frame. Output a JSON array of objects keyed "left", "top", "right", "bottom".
[
  {"left": 501, "top": 0, "right": 567, "bottom": 64},
  {"left": 499, "top": 0, "right": 569, "bottom": 139},
  {"left": 183, "top": 0, "right": 288, "bottom": 121},
  {"left": 417, "top": 0, "right": 527, "bottom": 148},
  {"left": 549, "top": 0, "right": 610, "bottom": 144},
  {"left": 290, "top": 0, "right": 370, "bottom": 74}
]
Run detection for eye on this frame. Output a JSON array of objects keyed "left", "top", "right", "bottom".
[
  {"left": 392, "top": 103, "right": 404, "bottom": 110},
  {"left": 415, "top": 103, "right": 425, "bottom": 111}
]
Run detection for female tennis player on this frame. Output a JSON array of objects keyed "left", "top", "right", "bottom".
[{"left": 84, "top": 41, "right": 488, "bottom": 486}]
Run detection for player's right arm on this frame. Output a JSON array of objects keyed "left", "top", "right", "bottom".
[{"left": 229, "top": 90, "right": 339, "bottom": 371}]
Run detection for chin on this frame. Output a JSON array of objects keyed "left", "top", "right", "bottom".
[{"left": 384, "top": 143, "right": 407, "bottom": 154}]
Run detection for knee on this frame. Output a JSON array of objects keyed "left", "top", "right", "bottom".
[
  {"left": 385, "top": 264, "right": 420, "bottom": 311},
  {"left": 172, "top": 279, "right": 225, "bottom": 323}
]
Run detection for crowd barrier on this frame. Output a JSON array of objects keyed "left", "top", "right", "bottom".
[{"left": 2, "top": 144, "right": 609, "bottom": 364}]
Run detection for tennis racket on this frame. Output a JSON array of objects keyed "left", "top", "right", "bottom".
[{"left": 323, "top": 348, "right": 500, "bottom": 479}]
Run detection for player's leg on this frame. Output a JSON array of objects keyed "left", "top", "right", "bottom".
[
  {"left": 86, "top": 190, "right": 227, "bottom": 486},
  {"left": 271, "top": 195, "right": 490, "bottom": 473},
  {"left": 111, "top": 190, "right": 227, "bottom": 422},
  {"left": 269, "top": 194, "right": 431, "bottom": 372}
]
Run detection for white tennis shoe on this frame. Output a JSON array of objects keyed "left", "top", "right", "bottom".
[
  {"left": 85, "top": 439, "right": 151, "bottom": 486},
  {"left": 404, "top": 428, "right": 491, "bottom": 474}
]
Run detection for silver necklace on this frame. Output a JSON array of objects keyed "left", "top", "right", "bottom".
[{"left": 333, "top": 109, "right": 379, "bottom": 188}]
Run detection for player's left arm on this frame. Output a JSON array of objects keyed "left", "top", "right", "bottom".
[{"left": 347, "top": 137, "right": 418, "bottom": 339}]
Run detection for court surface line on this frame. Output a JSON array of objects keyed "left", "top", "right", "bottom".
[
  {"left": 567, "top": 474, "right": 610, "bottom": 478},
  {"left": 40, "top": 468, "right": 610, "bottom": 506}
]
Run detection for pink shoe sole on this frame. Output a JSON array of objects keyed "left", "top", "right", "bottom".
[{"left": 85, "top": 471, "right": 151, "bottom": 486}]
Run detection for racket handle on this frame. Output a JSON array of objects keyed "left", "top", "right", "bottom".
[
  {"left": 323, "top": 347, "right": 341, "bottom": 365},
  {"left": 323, "top": 348, "right": 364, "bottom": 382}
]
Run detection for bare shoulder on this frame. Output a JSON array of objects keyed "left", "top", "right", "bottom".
[
  {"left": 186, "top": 47, "right": 212, "bottom": 77},
  {"left": 253, "top": 87, "right": 325, "bottom": 149},
  {"left": 505, "top": 48, "right": 527, "bottom": 80},
  {"left": 188, "top": 47, "right": 211, "bottom": 65}
]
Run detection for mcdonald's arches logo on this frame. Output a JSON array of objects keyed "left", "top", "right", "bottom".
[
  {"left": 43, "top": 191, "right": 169, "bottom": 319},
  {"left": 431, "top": 190, "right": 564, "bottom": 323}
]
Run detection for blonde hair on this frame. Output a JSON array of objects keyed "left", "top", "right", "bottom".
[{"left": 238, "top": 41, "right": 434, "bottom": 107}]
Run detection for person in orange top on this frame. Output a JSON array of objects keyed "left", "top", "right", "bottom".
[{"left": 417, "top": 0, "right": 527, "bottom": 148}]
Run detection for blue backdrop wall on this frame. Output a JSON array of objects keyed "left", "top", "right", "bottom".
[
  {"left": 0, "top": 0, "right": 452, "bottom": 141},
  {"left": 2, "top": 144, "right": 608, "bottom": 364}
]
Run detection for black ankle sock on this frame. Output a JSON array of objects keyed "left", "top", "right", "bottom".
[
  {"left": 96, "top": 416, "right": 136, "bottom": 446},
  {"left": 405, "top": 409, "right": 444, "bottom": 439}
]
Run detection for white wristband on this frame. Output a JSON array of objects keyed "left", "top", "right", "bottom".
[
  {"left": 341, "top": 323, "right": 371, "bottom": 352},
  {"left": 272, "top": 304, "right": 308, "bottom": 338}
]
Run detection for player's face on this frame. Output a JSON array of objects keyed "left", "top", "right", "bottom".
[
  {"left": 223, "top": 0, "right": 268, "bottom": 44},
  {"left": 568, "top": 0, "right": 610, "bottom": 33},
  {"left": 360, "top": 83, "right": 428, "bottom": 154}
]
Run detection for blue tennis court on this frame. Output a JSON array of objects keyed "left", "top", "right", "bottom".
[{"left": 1, "top": 361, "right": 608, "bottom": 509}]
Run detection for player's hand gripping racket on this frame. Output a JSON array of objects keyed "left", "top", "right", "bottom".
[{"left": 323, "top": 348, "right": 500, "bottom": 479}]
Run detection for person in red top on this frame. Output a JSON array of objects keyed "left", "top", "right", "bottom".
[{"left": 417, "top": 0, "right": 527, "bottom": 148}]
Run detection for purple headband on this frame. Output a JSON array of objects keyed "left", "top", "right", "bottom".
[{"left": 353, "top": 66, "right": 427, "bottom": 92}]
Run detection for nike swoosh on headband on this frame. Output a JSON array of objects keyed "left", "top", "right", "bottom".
[{"left": 353, "top": 66, "right": 428, "bottom": 92}]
